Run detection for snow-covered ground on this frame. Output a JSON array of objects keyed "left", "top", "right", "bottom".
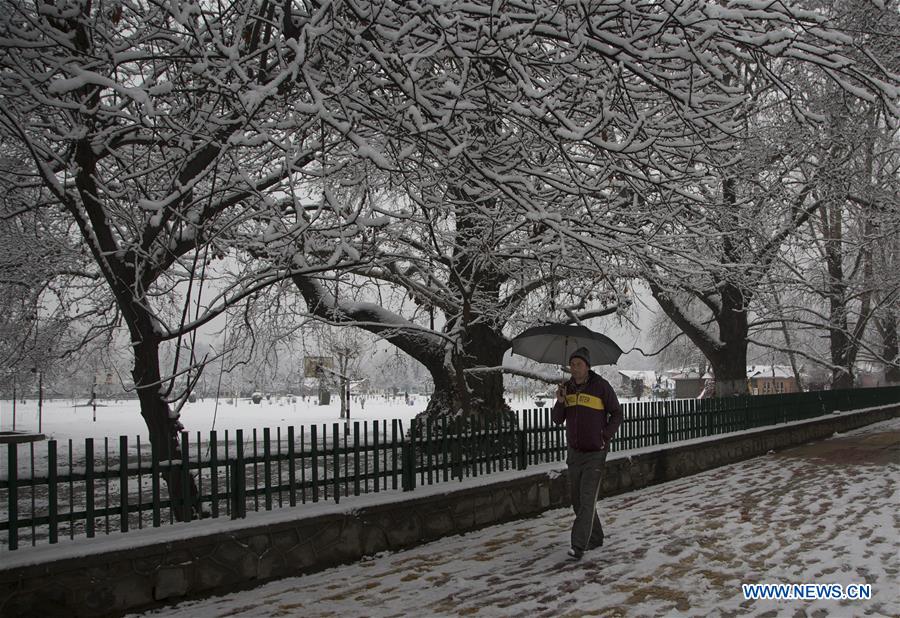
[
  {"left": 0, "top": 393, "right": 643, "bottom": 445},
  {"left": 0, "top": 394, "right": 560, "bottom": 482},
  {"left": 129, "top": 417, "right": 899, "bottom": 618},
  {"left": 0, "top": 395, "right": 436, "bottom": 445}
]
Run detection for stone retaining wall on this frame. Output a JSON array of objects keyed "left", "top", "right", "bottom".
[{"left": 1, "top": 405, "right": 896, "bottom": 617}]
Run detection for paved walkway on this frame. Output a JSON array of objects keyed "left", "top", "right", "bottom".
[{"left": 138, "top": 418, "right": 900, "bottom": 618}]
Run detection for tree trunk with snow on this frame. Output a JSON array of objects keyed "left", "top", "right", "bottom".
[
  {"left": 292, "top": 274, "right": 512, "bottom": 421},
  {"left": 650, "top": 281, "right": 750, "bottom": 397},
  {"left": 132, "top": 337, "right": 197, "bottom": 521},
  {"left": 880, "top": 315, "right": 900, "bottom": 384}
]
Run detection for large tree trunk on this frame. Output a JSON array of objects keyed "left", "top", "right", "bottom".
[
  {"left": 650, "top": 281, "right": 750, "bottom": 397},
  {"left": 130, "top": 325, "right": 199, "bottom": 521},
  {"left": 824, "top": 220, "right": 855, "bottom": 390},
  {"left": 291, "top": 275, "right": 512, "bottom": 422},
  {"left": 882, "top": 315, "right": 900, "bottom": 384},
  {"left": 420, "top": 322, "right": 511, "bottom": 421},
  {"left": 710, "top": 283, "right": 750, "bottom": 396}
]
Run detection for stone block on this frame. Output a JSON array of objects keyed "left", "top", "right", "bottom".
[
  {"left": 539, "top": 484, "right": 550, "bottom": 508},
  {"left": 247, "top": 533, "right": 271, "bottom": 555},
  {"left": 2, "top": 593, "right": 41, "bottom": 618},
  {"left": 492, "top": 490, "right": 518, "bottom": 521},
  {"left": 196, "top": 559, "right": 237, "bottom": 589},
  {"left": 618, "top": 466, "right": 632, "bottom": 491},
  {"left": 359, "top": 523, "right": 391, "bottom": 555},
  {"left": 301, "top": 520, "right": 341, "bottom": 549},
  {"left": 472, "top": 493, "right": 494, "bottom": 526},
  {"left": 421, "top": 507, "right": 455, "bottom": 539},
  {"left": 111, "top": 573, "right": 154, "bottom": 609},
  {"left": 283, "top": 541, "right": 318, "bottom": 571},
  {"left": 213, "top": 541, "right": 258, "bottom": 579},
  {"left": 81, "top": 579, "right": 118, "bottom": 614},
  {"left": 385, "top": 510, "right": 424, "bottom": 547},
  {"left": 153, "top": 567, "right": 189, "bottom": 601},
  {"left": 526, "top": 483, "right": 539, "bottom": 506},
  {"left": 162, "top": 548, "right": 195, "bottom": 568},
  {"left": 271, "top": 528, "right": 300, "bottom": 552},
  {"left": 450, "top": 496, "right": 476, "bottom": 530},
  {"left": 15, "top": 582, "right": 69, "bottom": 618},
  {"left": 133, "top": 554, "right": 165, "bottom": 575},
  {"left": 334, "top": 518, "right": 363, "bottom": 556},
  {"left": 257, "top": 549, "right": 287, "bottom": 580},
  {"left": 188, "top": 541, "right": 218, "bottom": 561}
]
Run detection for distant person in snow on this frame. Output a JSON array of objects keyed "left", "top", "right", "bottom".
[{"left": 552, "top": 347, "right": 623, "bottom": 560}]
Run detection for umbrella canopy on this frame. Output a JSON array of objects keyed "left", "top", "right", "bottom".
[{"left": 511, "top": 323, "right": 623, "bottom": 366}]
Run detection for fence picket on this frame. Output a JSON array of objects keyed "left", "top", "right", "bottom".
[
  {"left": 332, "top": 424, "right": 340, "bottom": 504},
  {"left": 311, "top": 425, "right": 319, "bottom": 503},
  {"left": 287, "top": 427, "right": 296, "bottom": 507},
  {"left": 8, "top": 442, "right": 17, "bottom": 550},
  {"left": 277, "top": 427, "right": 283, "bottom": 509},
  {"left": 180, "top": 432, "right": 191, "bottom": 521},
  {"left": 391, "top": 420, "right": 398, "bottom": 490},
  {"left": 354, "top": 422, "right": 361, "bottom": 497},
  {"left": 151, "top": 441, "right": 161, "bottom": 527},
  {"left": 48, "top": 440, "right": 57, "bottom": 544},
  {"left": 210, "top": 431, "right": 220, "bottom": 518},
  {"left": 263, "top": 428, "right": 273, "bottom": 511},
  {"left": 136, "top": 437, "right": 143, "bottom": 529},
  {"left": 85, "top": 438, "right": 95, "bottom": 538},
  {"left": 233, "top": 429, "right": 245, "bottom": 519},
  {"left": 252, "top": 429, "right": 259, "bottom": 512}
]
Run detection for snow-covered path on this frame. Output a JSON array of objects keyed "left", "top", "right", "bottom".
[{"left": 134, "top": 417, "right": 900, "bottom": 617}]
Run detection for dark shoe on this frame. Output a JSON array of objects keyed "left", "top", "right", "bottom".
[
  {"left": 567, "top": 548, "right": 584, "bottom": 560},
  {"left": 587, "top": 537, "right": 604, "bottom": 550}
]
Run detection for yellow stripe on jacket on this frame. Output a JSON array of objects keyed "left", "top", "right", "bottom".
[{"left": 564, "top": 393, "right": 605, "bottom": 411}]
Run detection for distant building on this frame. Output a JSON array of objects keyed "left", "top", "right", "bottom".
[
  {"left": 616, "top": 370, "right": 657, "bottom": 399},
  {"left": 667, "top": 365, "right": 803, "bottom": 398},
  {"left": 747, "top": 365, "right": 800, "bottom": 395},
  {"left": 855, "top": 362, "right": 889, "bottom": 388},
  {"left": 670, "top": 371, "right": 706, "bottom": 399}
]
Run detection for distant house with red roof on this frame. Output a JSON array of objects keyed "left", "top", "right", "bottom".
[
  {"left": 747, "top": 365, "right": 800, "bottom": 395},
  {"left": 668, "top": 365, "right": 803, "bottom": 398}
]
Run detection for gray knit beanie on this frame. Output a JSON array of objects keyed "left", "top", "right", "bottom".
[{"left": 569, "top": 347, "right": 591, "bottom": 366}]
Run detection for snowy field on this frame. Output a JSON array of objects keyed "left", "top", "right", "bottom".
[
  {"left": 1, "top": 391, "right": 650, "bottom": 447},
  {"left": 1, "top": 394, "right": 572, "bottom": 487},
  {"left": 130, "top": 417, "right": 900, "bottom": 618},
  {"left": 0, "top": 395, "right": 439, "bottom": 445}
]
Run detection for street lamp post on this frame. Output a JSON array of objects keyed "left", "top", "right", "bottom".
[
  {"left": 32, "top": 367, "right": 43, "bottom": 434},
  {"left": 344, "top": 378, "right": 351, "bottom": 435}
]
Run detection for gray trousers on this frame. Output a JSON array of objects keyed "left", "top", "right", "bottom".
[{"left": 567, "top": 447, "right": 608, "bottom": 552}]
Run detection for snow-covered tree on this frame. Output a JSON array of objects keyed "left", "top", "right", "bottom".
[
  {"left": 284, "top": 0, "right": 897, "bottom": 407},
  {"left": 749, "top": 0, "right": 900, "bottom": 389},
  {"left": 2, "top": 0, "right": 895, "bottom": 458},
  {"left": 0, "top": 0, "right": 377, "bottom": 517},
  {"left": 0, "top": 165, "right": 94, "bottom": 393},
  {"left": 591, "top": 0, "right": 900, "bottom": 395}
]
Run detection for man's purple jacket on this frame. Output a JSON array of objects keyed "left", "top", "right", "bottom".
[{"left": 551, "top": 370, "right": 623, "bottom": 452}]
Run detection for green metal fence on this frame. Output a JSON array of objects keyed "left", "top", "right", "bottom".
[{"left": 2, "top": 386, "right": 898, "bottom": 551}]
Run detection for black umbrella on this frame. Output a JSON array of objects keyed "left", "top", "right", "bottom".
[{"left": 511, "top": 323, "right": 623, "bottom": 366}]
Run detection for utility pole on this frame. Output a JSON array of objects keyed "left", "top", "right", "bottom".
[{"left": 38, "top": 370, "right": 43, "bottom": 433}]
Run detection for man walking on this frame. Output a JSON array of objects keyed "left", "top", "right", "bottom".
[{"left": 552, "top": 347, "right": 623, "bottom": 560}]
